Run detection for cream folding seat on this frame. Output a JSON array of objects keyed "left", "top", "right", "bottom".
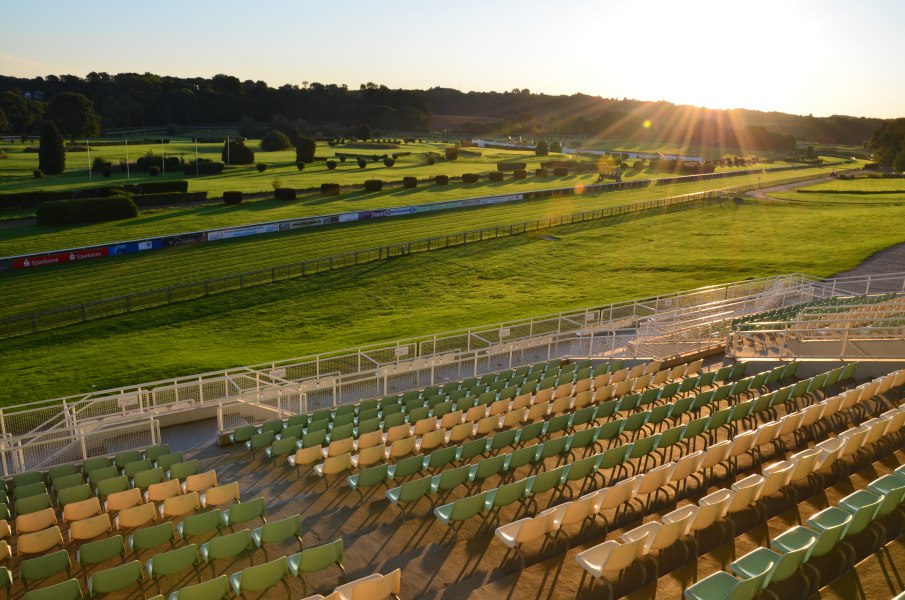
[
  {"left": 383, "top": 424, "right": 412, "bottom": 445},
  {"left": 592, "top": 475, "right": 642, "bottom": 536},
  {"left": 182, "top": 470, "right": 217, "bottom": 494},
  {"left": 68, "top": 513, "right": 112, "bottom": 544},
  {"left": 385, "top": 437, "right": 417, "bottom": 461},
  {"left": 695, "top": 488, "right": 734, "bottom": 544},
  {"left": 573, "top": 390, "right": 594, "bottom": 410},
  {"left": 632, "top": 374, "right": 653, "bottom": 392},
  {"left": 685, "top": 359, "right": 704, "bottom": 377},
  {"left": 644, "top": 361, "right": 663, "bottom": 376},
  {"left": 550, "top": 492, "right": 601, "bottom": 541},
  {"left": 476, "top": 415, "right": 501, "bottom": 437},
  {"left": 667, "top": 364, "right": 687, "bottom": 382},
  {"left": 892, "top": 369, "right": 905, "bottom": 388},
  {"left": 838, "top": 388, "right": 863, "bottom": 412},
  {"left": 628, "top": 364, "right": 647, "bottom": 379},
  {"left": 625, "top": 510, "right": 694, "bottom": 574},
  {"left": 489, "top": 399, "right": 510, "bottom": 416},
  {"left": 593, "top": 373, "right": 612, "bottom": 389},
  {"left": 881, "top": 407, "right": 905, "bottom": 435},
  {"left": 759, "top": 460, "right": 794, "bottom": 505},
  {"left": 62, "top": 496, "right": 103, "bottom": 524},
  {"left": 594, "top": 384, "right": 615, "bottom": 404},
  {"left": 146, "top": 478, "right": 182, "bottom": 504},
  {"left": 700, "top": 439, "right": 733, "bottom": 486},
  {"left": 667, "top": 450, "right": 705, "bottom": 500},
  {"left": 550, "top": 396, "right": 573, "bottom": 416},
  {"left": 861, "top": 415, "right": 892, "bottom": 447},
  {"left": 613, "top": 380, "right": 633, "bottom": 398},
  {"left": 15, "top": 507, "right": 57, "bottom": 534},
  {"left": 634, "top": 462, "right": 676, "bottom": 516},
  {"left": 553, "top": 383, "right": 574, "bottom": 400},
  {"left": 494, "top": 507, "right": 556, "bottom": 563},
  {"left": 201, "top": 481, "right": 240, "bottom": 508},
  {"left": 651, "top": 369, "right": 670, "bottom": 387},
  {"left": 574, "top": 378, "right": 593, "bottom": 395},
  {"left": 575, "top": 528, "right": 650, "bottom": 597},
  {"left": 724, "top": 430, "right": 759, "bottom": 477},
  {"left": 527, "top": 401, "right": 550, "bottom": 422},
  {"left": 356, "top": 430, "right": 384, "bottom": 451},
  {"left": 314, "top": 452, "right": 353, "bottom": 480},
  {"left": 104, "top": 488, "right": 143, "bottom": 514},
  {"left": 610, "top": 367, "right": 629, "bottom": 384},
  {"left": 413, "top": 416, "right": 438, "bottom": 436},
  {"left": 727, "top": 474, "right": 766, "bottom": 527},
  {"left": 352, "top": 444, "right": 386, "bottom": 469}
]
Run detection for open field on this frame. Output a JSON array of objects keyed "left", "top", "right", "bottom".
[
  {"left": 3, "top": 197, "right": 905, "bottom": 403},
  {"left": 0, "top": 164, "right": 846, "bottom": 318},
  {"left": 791, "top": 177, "right": 905, "bottom": 193}
]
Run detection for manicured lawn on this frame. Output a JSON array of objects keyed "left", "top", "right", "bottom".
[
  {"left": 3, "top": 197, "right": 904, "bottom": 403},
  {"left": 0, "top": 164, "right": 845, "bottom": 318},
  {"left": 790, "top": 177, "right": 905, "bottom": 193}
]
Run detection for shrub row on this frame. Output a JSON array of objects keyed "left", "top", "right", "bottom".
[
  {"left": 321, "top": 183, "right": 340, "bottom": 196},
  {"left": 553, "top": 167, "right": 568, "bottom": 176},
  {"left": 462, "top": 173, "right": 480, "bottom": 184},
  {"left": 222, "top": 191, "right": 243, "bottom": 205},
  {"left": 364, "top": 180, "right": 383, "bottom": 192},
  {"left": 497, "top": 162, "right": 527, "bottom": 172},
  {"left": 0, "top": 181, "right": 190, "bottom": 210},
  {"left": 36, "top": 194, "right": 139, "bottom": 226},
  {"left": 488, "top": 171, "right": 504, "bottom": 182},
  {"left": 183, "top": 160, "right": 225, "bottom": 175},
  {"left": 403, "top": 177, "right": 417, "bottom": 188},
  {"left": 274, "top": 188, "right": 297, "bottom": 200}
]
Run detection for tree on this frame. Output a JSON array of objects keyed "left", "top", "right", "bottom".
[
  {"left": 893, "top": 148, "right": 905, "bottom": 174},
  {"left": 869, "top": 119, "right": 905, "bottom": 167},
  {"left": 221, "top": 138, "right": 255, "bottom": 164},
  {"left": 44, "top": 92, "right": 101, "bottom": 139},
  {"left": 38, "top": 121, "right": 65, "bottom": 174},
  {"left": 0, "top": 107, "right": 8, "bottom": 134},
  {"left": 259, "top": 130, "right": 292, "bottom": 151},
  {"left": 535, "top": 140, "right": 549, "bottom": 156},
  {"left": 0, "top": 91, "right": 42, "bottom": 135},
  {"left": 550, "top": 141, "right": 563, "bottom": 153},
  {"left": 295, "top": 136, "right": 316, "bottom": 163},
  {"left": 354, "top": 123, "right": 372, "bottom": 141}
]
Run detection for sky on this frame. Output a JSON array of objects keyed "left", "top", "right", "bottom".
[{"left": 1, "top": 0, "right": 902, "bottom": 119}]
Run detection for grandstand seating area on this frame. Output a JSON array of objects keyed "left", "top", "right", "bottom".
[{"left": 2, "top": 354, "right": 905, "bottom": 599}]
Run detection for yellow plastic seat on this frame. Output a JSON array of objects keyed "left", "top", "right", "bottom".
[{"left": 68, "top": 513, "right": 113, "bottom": 544}]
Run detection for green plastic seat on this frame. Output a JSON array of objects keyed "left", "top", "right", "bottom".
[
  {"left": 382, "top": 412, "right": 406, "bottom": 429},
  {"left": 458, "top": 437, "right": 489, "bottom": 462},
  {"left": 20, "top": 549, "right": 72, "bottom": 591},
  {"left": 385, "top": 477, "right": 432, "bottom": 518},
  {"left": 245, "top": 432, "right": 275, "bottom": 457},
  {"left": 627, "top": 433, "right": 660, "bottom": 461},
  {"left": 355, "top": 417, "right": 381, "bottom": 436},
  {"left": 129, "top": 521, "right": 178, "bottom": 557},
  {"left": 264, "top": 437, "right": 298, "bottom": 463},
  {"left": 598, "top": 443, "right": 632, "bottom": 472},
  {"left": 525, "top": 466, "right": 567, "bottom": 496},
  {"left": 278, "top": 425, "right": 304, "bottom": 442},
  {"left": 595, "top": 418, "right": 626, "bottom": 445},
  {"left": 177, "top": 509, "right": 223, "bottom": 542},
  {"left": 14, "top": 481, "right": 48, "bottom": 501},
  {"left": 545, "top": 414, "right": 571, "bottom": 437},
  {"left": 805, "top": 507, "right": 853, "bottom": 556},
  {"left": 132, "top": 468, "right": 164, "bottom": 491},
  {"left": 347, "top": 464, "right": 390, "bottom": 492},
  {"left": 837, "top": 490, "right": 883, "bottom": 535},
  {"left": 82, "top": 457, "right": 112, "bottom": 474},
  {"left": 866, "top": 474, "right": 905, "bottom": 516},
  {"left": 423, "top": 446, "right": 457, "bottom": 472},
  {"left": 258, "top": 419, "right": 284, "bottom": 435},
  {"left": 301, "top": 430, "right": 327, "bottom": 448},
  {"left": 485, "top": 478, "right": 529, "bottom": 511},
  {"left": 431, "top": 466, "right": 470, "bottom": 494},
  {"left": 123, "top": 459, "right": 153, "bottom": 479},
  {"left": 48, "top": 464, "right": 79, "bottom": 484},
  {"left": 468, "top": 455, "right": 506, "bottom": 484},
  {"left": 10, "top": 471, "right": 42, "bottom": 492},
  {"left": 537, "top": 436, "right": 569, "bottom": 461},
  {"left": 147, "top": 544, "right": 200, "bottom": 584},
  {"left": 200, "top": 529, "right": 253, "bottom": 569},
  {"left": 114, "top": 450, "right": 143, "bottom": 470},
  {"left": 287, "top": 414, "right": 309, "bottom": 428},
  {"left": 222, "top": 498, "right": 266, "bottom": 530},
  {"left": 564, "top": 454, "right": 601, "bottom": 483},
  {"left": 252, "top": 514, "right": 303, "bottom": 553},
  {"left": 504, "top": 444, "right": 541, "bottom": 474},
  {"left": 229, "top": 425, "right": 256, "bottom": 445},
  {"left": 330, "top": 423, "right": 355, "bottom": 441},
  {"left": 88, "top": 560, "right": 144, "bottom": 598},
  {"left": 289, "top": 539, "right": 345, "bottom": 594},
  {"left": 52, "top": 473, "right": 85, "bottom": 496},
  {"left": 168, "top": 460, "right": 200, "bottom": 481},
  {"left": 489, "top": 428, "right": 518, "bottom": 452},
  {"left": 21, "top": 577, "right": 83, "bottom": 600},
  {"left": 622, "top": 410, "right": 651, "bottom": 436},
  {"left": 167, "top": 574, "right": 229, "bottom": 600},
  {"left": 96, "top": 475, "right": 129, "bottom": 499},
  {"left": 229, "top": 555, "right": 289, "bottom": 597},
  {"left": 517, "top": 421, "right": 545, "bottom": 446},
  {"left": 77, "top": 535, "right": 126, "bottom": 574},
  {"left": 155, "top": 452, "right": 185, "bottom": 472},
  {"left": 15, "top": 493, "right": 52, "bottom": 516},
  {"left": 731, "top": 532, "right": 814, "bottom": 587},
  {"left": 144, "top": 444, "right": 171, "bottom": 463},
  {"left": 386, "top": 454, "right": 425, "bottom": 480},
  {"left": 684, "top": 560, "right": 772, "bottom": 600},
  {"left": 87, "top": 466, "right": 119, "bottom": 488},
  {"left": 434, "top": 491, "right": 489, "bottom": 527}
]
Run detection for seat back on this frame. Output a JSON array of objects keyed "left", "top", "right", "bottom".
[
  {"left": 69, "top": 513, "right": 113, "bottom": 542},
  {"left": 20, "top": 549, "right": 71, "bottom": 586},
  {"left": 149, "top": 543, "right": 200, "bottom": 578},
  {"left": 204, "top": 529, "right": 252, "bottom": 561},
  {"left": 130, "top": 521, "right": 177, "bottom": 553},
  {"left": 225, "top": 497, "right": 266, "bottom": 527},
  {"left": 183, "top": 470, "right": 218, "bottom": 494},
  {"left": 203, "top": 482, "right": 241, "bottom": 508},
  {"left": 170, "top": 574, "right": 229, "bottom": 600},
  {"left": 231, "top": 555, "right": 289, "bottom": 593},
  {"left": 88, "top": 560, "right": 143, "bottom": 595},
  {"left": 146, "top": 478, "right": 182, "bottom": 503},
  {"left": 16, "top": 507, "right": 57, "bottom": 534},
  {"left": 77, "top": 534, "right": 125, "bottom": 567},
  {"left": 162, "top": 491, "right": 201, "bottom": 518},
  {"left": 17, "top": 526, "right": 64, "bottom": 556},
  {"left": 105, "top": 487, "right": 143, "bottom": 513},
  {"left": 62, "top": 496, "right": 102, "bottom": 523},
  {"left": 115, "top": 502, "right": 157, "bottom": 529}
]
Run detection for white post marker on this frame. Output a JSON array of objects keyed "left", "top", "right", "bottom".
[
  {"left": 194, "top": 139, "right": 199, "bottom": 176},
  {"left": 226, "top": 136, "right": 230, "bottom": 165},
  {"left": 161, "top": 139, "right": 165, "bottom": 175},
  {"left": 125, "top": 137, "right": 130, "bottom": 179},
  {"left": 86, "top": 138, "right": 92, "bottom": 180}
]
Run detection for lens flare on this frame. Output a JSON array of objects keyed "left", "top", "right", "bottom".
[
  {"left": 643, "top": 119, "right": 652, "bottom": 129},
  {"left": 574, "top": 183, "right": 586, "bottom": 195}
]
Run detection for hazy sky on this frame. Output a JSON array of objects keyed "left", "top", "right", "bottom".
[{"left": 2, "top": 0, "right": 902, "bottom": 119}]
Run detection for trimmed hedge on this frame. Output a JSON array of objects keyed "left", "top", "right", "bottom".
[
  {"left": 497, "top": 162, "right": 527, "bottom": 172},
  {"left": 513, "top": 169, "right": 527, "bottom": 179},
  {"left": 535, "top": 168, "right": 549, "bottom": 177},
  {"left": 364, "top": 180, "right": 384, "bottom": 192},
  {"left": 36, "top": 194, "right": 139, "bottom": 226},
  {"left": 223, "top": 191, "right": 243, "bottom": 205},
  {"left": 123, "top": 181, "right": 189, "bottom": 194},
  {"left": 256, "top": 163, "right": 267, "bottom": 172},
  {"left": 553, "top": 167, "right": 568, "bottom": 176},
  {"left": 184, "top": 160, "right": 225, "bottom": 175},
  {"left": 321, "top": 183, "right": 340, "bottom": 196},
  {"left": 274, "top": 188, "right": 297, "bottom": 200},
  {"left": 383, "top": 158, "right": 395, "bottom": 167},
  {"left": 488, "top": 171, "right": 504, "bottom": 182},
  {"left": 445, "top": 147, "right": 459, "bottom": 161},
  {"left": 326, "top": 160, "right": 338, "bottom": 170},
  {"left": 132, "top": 191, "right": 208, "bottom": 208},
  {"left": 434, "top": 175, "right": 449, "bottom": 185},
  {"left": 403, "top": 177, "right": 417, "bottom": 189},
  {"left": 462, "top": 173, "right": 480, "bottom": 184}
]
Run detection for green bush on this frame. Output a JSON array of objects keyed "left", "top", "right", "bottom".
[
  {"left": 274, "top": 188, "right": 296, "bottom": 200},
  {"left": 260, "top": 130, "right": 292, "bottom": 151},
  {"left": 38, "top": 121, "right": 65, "bottom": 175},
  {"left": 497, "top": 162, "right": 527, "bottom": 172},
  {"left": 632, "top": 160, "right": 644, "bottom": 170},
  {"left": 427, "top": 156, "right": 436, "bottom": 165},
  {"left": 123, "top": 181, "right": 190, "bottom": 194},
  {"left": 221, "top": 139, "right": 255, "bottom": 165},
  {"left": 102, "top": 166, "right": 112, "bottom": 178},
  {"left": 148, "top": 166, "right": 160, "bottom": 176},
  {"left": 513, "top": 169, "right": 527, "bottom": 179},
  {"left": 488, "top": 171, "right": 504, "bottom": 182},
  {"left": 326, "top": 160, "right": 337, "bottom": 170},
  {"left": 33, "top": 169, "right": 43, "bottom": 178},
  {"left": 462, "top": 173, "right": 479, "bottom": 183},
  {"left": 183, "top": 160, "right": 225, "bottom": 175},
  {"left": 403, "top": 176, "right": 417, "bottom": 188},
  {"left": 92, "top": 156, "right": 111, "bottom": 171},
  {"left": 550, "top": 141, "right": 563, "bottom": 153},
  {"left": 321, "top": 183, "right": 340, "bottom": 196},
  {"left": 553, "top": 167, "right": 568, "bottom": 176},
  {"left": 434, "top": 175, "right": 449, "bottom": 185},
  {"left": 535, "top": 140, "right": 549, "bottom": 156},
  {"left": 36, "top": 193, "right": 139, "bottom": 226},
  {"left": 445, "top": 147, "right": 458, "bottom": 161},
  {"left": 535, "top": 168, "right": 549, "bottom": 177},
  {"left": 223, "top": 191, "right": 243, "bottom": 205},
  {"left": 256, "top": 163, "right": 267, "bottom": 173},
  {"left": 364, "top": 180, "right": 383, "bottom": 192},
  {"left": 383, "top": 157, "right": 395, "bottom": 167},
  {"left": 357, "top": 157, "right": 367, "bottom": 168},
  {"left": 295, "top": 136, "right": 316, "bottom": 162},
  {"left": 131, "top": 191, "right": 207, "bottom": 207},
  {"left": 296, "top": 161, "right": 305, "bottom": 171}
]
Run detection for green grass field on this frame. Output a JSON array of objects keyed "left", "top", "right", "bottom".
[
  {"left": 3, "top": 196, "right": 904, "bottom": 404},
  {"left": 791, "top": 177, "right": 905, "bottom": 193},
  {"left": 0, "top": 164, "right": 846, "bottom": 318},
  {"left": 0, "top": 162, "right": 844, "bottom": 257}
]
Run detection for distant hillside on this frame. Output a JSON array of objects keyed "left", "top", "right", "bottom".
[{"left": 0, "top": 73, "right": 885, "bottom": 149}]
